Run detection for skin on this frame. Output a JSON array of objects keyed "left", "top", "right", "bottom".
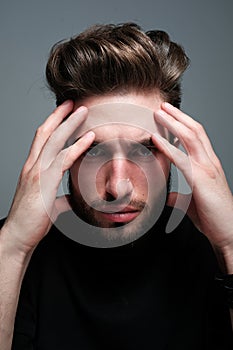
[
  {"left": 69, "top": 93, "right": 170, "bottom": 241},
  {"left": 0, "top": 91, "right": 233, "bottom": 348},
  {"left": 153, "top": 103, "right": 233, "bottom": 270}
]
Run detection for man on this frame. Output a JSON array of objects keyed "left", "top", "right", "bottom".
[{"left": 0, "top": 23, "right": 233, "bottom": 349}]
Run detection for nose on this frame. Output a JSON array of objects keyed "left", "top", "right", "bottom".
[{"left": 105, "top": 158, "right": 133, "bottom": 200}]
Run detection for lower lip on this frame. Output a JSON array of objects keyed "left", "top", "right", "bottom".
[{"left": 100, "top": 211, "right": 140, "bottom": 223}]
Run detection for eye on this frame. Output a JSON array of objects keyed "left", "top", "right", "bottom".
[
  {"left": 85, "top": 146, "right": 106, "bottom": 158},
  {"left": 129, "top": 144, "right": 154, "bottom": 158}
]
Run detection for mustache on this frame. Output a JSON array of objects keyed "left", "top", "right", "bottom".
[{"left": 90, "top": 198, "right": 146, "bottom": 212}]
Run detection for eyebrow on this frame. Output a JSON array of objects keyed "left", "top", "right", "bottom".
[
  {"left": 72, "top": 135, "right": 157, "bottom": 151},
  {"left": 85, "top": 137, "right": 156, "bottom": 148},
  {"left": 137, "top": 137, "right": 155, "bottom": 147}
]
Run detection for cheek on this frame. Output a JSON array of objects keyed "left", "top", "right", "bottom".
[
  {"left": 69, "top": 159, "right": 91, "bottom": 193},
  {"left": 143, "top": 163, "right": 165, "bottom": 185},
  {"left": 71, "top": 159, "right": 104, "bottom": 200},
  {"left": 141, "top": 156, "right": 170, "bottom": 198},
  {"left": 70, "top": 155, "right": 170, "bottom": 201},
  {"left": 154, "top": 153, "right": 170, "bottom": 178},
  {"left": 138, "top": 153, "right": 169, "bottom": 177}
]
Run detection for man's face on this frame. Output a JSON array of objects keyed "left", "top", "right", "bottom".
[{"left": 68, "top": 92, "right": 170, "bottom": 242}]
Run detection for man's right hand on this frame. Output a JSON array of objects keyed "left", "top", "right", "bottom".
[{"left": 0, "top": 100, "right": 95, "bottom": 257}]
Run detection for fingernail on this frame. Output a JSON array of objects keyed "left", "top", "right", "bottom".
[
  {"left": 63, "top": 100, "right": 72, "bottom": 106},
  {"left": 163, "top": 102, "right": 174, "bottom": 109},
  {"left": 75, "top": 106, "right": 87, "bottom": 114},
  {"left": 156, "top": 109, "right": 167, "bottom": 118},
  {"left": 85, "top": 131, "right": 95, "bottom": 139},
  {"left": 73, "top": 106, "right": 88, "bottom": 119}
]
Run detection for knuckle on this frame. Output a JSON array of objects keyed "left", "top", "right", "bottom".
[
  {"left": 35, "top": 124, "right": 50, "bottom": 137},
  {"left": 58, "top": 148, "right": 67, "bottom": 161},
  {"left": 214, "top": 156, "right": 222, "bottom": 170},
  {"left": 31, "top": 172, "right": 40, "bottom": 184},
  {"left": 19, "top": 167, "right": 38, "bottom": 186},
  {"left": 60, "top": 147, "right": 79, "bottom": 169},
  {"left": 52, "top": 149, "right": 67, "bottom": 168},
  {"left": 182, "top": 129, "right": 196, "bottom": 143},
  {"left": 35, "top": 125, "right": 44, "bottom": 137},
  {"left": 193, "top": 122, "right": 204, "bottom": 135},
  {"left": 25, "top": 167, "right": 40, "bottom": 184},
  {"left": 21, "top": 163, "right": 31, "bottom": 176},
  {"left": 206, "top": 167, "right": 218, "bottom": 180}
]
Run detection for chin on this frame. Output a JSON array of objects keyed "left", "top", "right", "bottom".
[{"left": 80, "top": 201, "right": 164, "bottom": 246}]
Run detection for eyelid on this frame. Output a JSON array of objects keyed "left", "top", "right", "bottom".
[{"left": 84, "top": 144, "right": 108, "bottom": 158}]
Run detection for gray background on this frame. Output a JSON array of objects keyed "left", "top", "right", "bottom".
[{"left": 0, "top": 0, "right": 232, "bottom": 219}]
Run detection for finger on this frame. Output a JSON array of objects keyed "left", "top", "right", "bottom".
[
  {"left": 55, "top": 195, "right": 72, "bottom": 215},
  {"left": 39, "top": 106, "right": 89, "bottom": 170},
  {"left": 46, "top": 131, "right": 95, "bottom": 183},
  {"left": 39, "top": 131, "right": 95, "bottom": 217},
  {"left": 167, "top": 192, "right": 192, "bottom": 211},
  {"left": 162, "top": 102, "right": 199, "bottom": 128},
  {"left": 154, "top": 109, "right": 212, "bottom": 165},
  {"left": 46, "top": 195, "right": 72, "bottom": 224},
  {"left": 167, "top": 191, "right": 201, "bottom": 230},
  {"left": 151, "top": 133, "right": 193, "bottom": 185},
  {"left": 161, "top": 102, "right": 220, "bottom": 165},
  {"left": 166, "top": 191, "right": 201, "bottom": 233},
  {"left": 24, "top": 100, "right": 74, "bottom": 171}
]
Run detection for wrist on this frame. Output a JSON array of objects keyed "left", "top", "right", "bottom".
[
  {"left": 212, "top": 242, "right": 233, "bottom": 274},
  {"left": 0, "top": 225, "right": 33, "bottom": 267}
]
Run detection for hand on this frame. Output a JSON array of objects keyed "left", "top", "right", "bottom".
[
  {"left": 1, "top": 101, "right": 95, "bottom": 256},
  {"left": 152, "top": 102, "right": 233, "bottom": 254}
]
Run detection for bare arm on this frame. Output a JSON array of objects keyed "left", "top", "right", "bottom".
[
  {"left": 0, "top": 101, "right": 95, "bottom": 349},
  {"left": 153, "top": 102, "right": 233, "bottom": 331},
  {"left": 0, "top": 229, "right": 33, "bottom": 349}
]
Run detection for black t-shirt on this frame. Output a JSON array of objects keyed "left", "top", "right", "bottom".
[{"left": 4, "top": 208, "right": 232, "bottom": 349}]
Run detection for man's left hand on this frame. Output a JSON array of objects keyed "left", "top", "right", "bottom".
[{"left": 152, "top": 102, "right": 233, "bottom": 270}]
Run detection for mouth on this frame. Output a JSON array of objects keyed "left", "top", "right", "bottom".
[{"left": 98, "top": 207, "right": 141, "bottom": 223}]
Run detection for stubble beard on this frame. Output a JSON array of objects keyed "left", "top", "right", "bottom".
[{"left": 67, "top": 173, "right": 170, "bottom": 245}]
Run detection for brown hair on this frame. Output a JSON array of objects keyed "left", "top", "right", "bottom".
[{"left": 46, "top": 23, "right": 189, "bottom": 108}]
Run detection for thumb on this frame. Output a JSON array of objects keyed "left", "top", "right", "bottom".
[
  {"left": 55, "top": 195, "right": 72, "bottom": 216},
  {"left": 167, "top": 192, "right": 192, "bottom": 212},
  {"left": 165, "top": 192, "right": 193, "bottom": 233},
  {"left": 167, "top": 192, "right": 201, "bottom": 230}
]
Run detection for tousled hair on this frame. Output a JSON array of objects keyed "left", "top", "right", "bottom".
[{"left": 46, "top": 23, "right": 189, "bottom": 108}]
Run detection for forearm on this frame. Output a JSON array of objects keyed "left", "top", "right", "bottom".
[{"left": 0, "top": 227, "right": 33, "bottom": 350}]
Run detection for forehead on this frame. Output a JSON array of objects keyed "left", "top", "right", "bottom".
[
  {"left": 92, "top": 124, "right": 151, "bottom": 143},
  {"left": 71, "top": 102, "right": 167, "bottom": 143}
]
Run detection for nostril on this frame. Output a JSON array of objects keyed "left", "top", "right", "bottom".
[
  {"left": 105, "top": 177, "right": 133, "bottom": 201},
  {"left": 105, "top": 193, "right": 117, "bottom": 202}
]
